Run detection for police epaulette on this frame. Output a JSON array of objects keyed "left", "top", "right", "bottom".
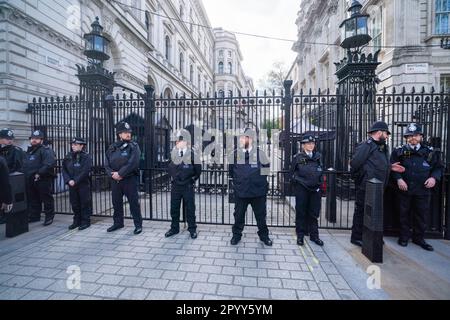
[{"left": 366, "top": 139, "right": 372, "bottom": 144}]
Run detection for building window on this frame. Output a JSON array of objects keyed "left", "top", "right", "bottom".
[
  {"left": 219, "top": 50, "right": 223, "bottom": 58},
  {"left": 218, "top": 62, "right": 224, "bottom": 74},
  {"left": 218, "top": 90, "right": 224, "bottom": 98},
  {"left": 371, "top": 6, "right": 382, "bottom": 52},
  {"left": 228, "top": 50, "right": 232, "bottom": 58},
  {"left": 190, "top": 64, "right": 194, "bottom": 82},
  {"left": 179, "top": 52, "right": 184, "bottom": 74},
  {"left": 198, "top": 74, "right": 201, "bottom": 88},
  {"left": 228, "top": 62, "right": 232, "bottom": 74},
  {"left": 165, "top": 35, "right": 171, "bottom": 61},
  {"left": 440, "top": 74, "right": 450, "bottom": 92},
  {"left": 436, "top": 0, "right": 450, "bottom": 34},
  {"left": 145, "top": 11, "right": 152, "bottom": 42},
  {"left": 179, "top": 5, "right": 184, "bottom": 20}
]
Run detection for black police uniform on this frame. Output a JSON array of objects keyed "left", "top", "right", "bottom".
[
  {"left": 0, "top": 156, "right": 12, "bottom": 219},
  {"left": 62, "top": 140, "right": 92, "bottom": 229},
  {"left": 167, "top": 147, "right": 202, "bottom": 235},
  {"left": 105, "top": 137, "right": 143, "bottom": 230},
  {"left": 390, "top": 137, "right": 443, "bottom": 244},
  {"left": 350, "top": 129, "right": 390, "bottom": 243},
  {"left": 291, "top": 148, "right": 323, "bottom": 243},
  {"left": 23, "top": 133, "right": 56, "bottom": 223},
  {"left": 228, "top": 146, "right": 271, "bottom": 243},
  {"left": 0, "top": 129, "right": 24, "bottom": 173}
]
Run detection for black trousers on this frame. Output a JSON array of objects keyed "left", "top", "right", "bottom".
[
  {"left": 111, "top": 176, "right": 142, "bottom": 228},
  {"left": 295, "top": 185, "right": 321, "bottom": 239},
  {"left": 69, "top": 182, "right": 92, "bottom": 226},
  {"left": 170, "top": 183, "right": 196, "bottom": 233},
  {"left": 351, "top": 187, "right": 366, "bottom": 241},
  {"left": 397, "top": 192, "right": 429, "bottom": 242},
  {"left": 232, "top": 196, "right": 269, "bottom": 239},
  {"left": 27, "top": 177, "right": 54, "bottom": 219}
]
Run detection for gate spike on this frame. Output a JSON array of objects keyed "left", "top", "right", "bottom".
[
  {"left": 33, "top": 97, "right": 37, "bottom": 103},
  {"left": 326, "top": 88, "right": 330, "bottom": 95},
  {"left": 411, "top": 87, "right": 415, "bottom": 94},
  {"left": 75, "top": 96, "right": 79, "bottom": 102},
  {"left": 62, "top": 96, "right": 66, "bottom": 102},
  {"left": 318, "top": 88, "right": 321, "bottom": 95},
  {"left": 123, "top": 93, "right": 127, "bottom": 99},
  {"left": 300, "top": 88, "right": 303, "bottom": 95},
  {"left": 421, "top": 86, "right": 426, "bottom": 94},
  {"left": 255, "top": 90, "right": 259, "bottom": 97},
  {"left": 44, "top": 97, "right": 48, "bottom": 103},
  {"left": 401, "top": 87, "right": 406, "bottom": 94},
  {"left": 441, "top": 85, "right": 445, "bottom": 93},
  {"left": 392, "top": 87, "right": 396, "bottom": 94},
  {"left": 263, "top": 89, "right": 267, "bottom": 97},
  {"left": 50, "top": 96, "right": 54, "bottom": 103},
  {"left": 382, "top": 87, "right": 386, "bottom": 94},
  {"left": 431, "top": 86, "right": 435, "bottom": 93},
  {"left": 309, "top": 88, "right": 312, "bottom": 95},
  {"left": 130, "top": 93, "right": 134, "bottom": 99},
  {"left": 56, "top": 96, "right": 60, "bottom": 103},
  {"left": 175, "top": 92, "right": 179, "bottom": 99}
]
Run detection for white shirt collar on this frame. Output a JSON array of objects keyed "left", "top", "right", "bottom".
[
  {"left": 178, "top": 147, "right": 187, "bottom": 155},
  {"left": 409, "top": 144, "right": 421, "bottom": 150},
  {"left": 243, "top": 147, "right": 253, "bottom": 153}
]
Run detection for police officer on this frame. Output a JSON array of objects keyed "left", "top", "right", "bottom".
[
  {"left": 0, "top": 128, "right": 24, "bottom": 173},
  {"left": 105, "top": 122, "right": 143, "bottom": 235},
  {"left": 0, "top": 128, "right": 23, "bottom": 224},
  {"left": 349, "top": 121, "right": 405, "bottom": 247},
  {"left": 165, "top": 130, "right": 202, "bottom": 239},
  {"left": 62, "top": 137, "right": 92, "bottom": 231},
  {"left": 0, "top": 156, "right": 13, "bottom": 219},
  {"left": 228, "top": 128, "right": 272, "bottom": 246},
  {"left": 290, "top": 135, "right": 324, "bottom": 246},
  {"left": 23, "top": 130, "right": 56, "bottom": 226},
  {"left": 390, "top": 123, "right": 443, "bottom": 251}
]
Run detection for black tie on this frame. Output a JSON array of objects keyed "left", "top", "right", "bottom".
[{"left": 180, "top": 151, "right": 183, "bottom": 157}]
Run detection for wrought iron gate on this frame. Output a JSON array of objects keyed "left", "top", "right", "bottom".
[{"left": 27, "top": 83, "right": 450, "bottom": 237}]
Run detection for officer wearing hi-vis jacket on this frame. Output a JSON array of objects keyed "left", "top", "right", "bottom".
[
  {"left": 105, "top": 122, "right": 143, "bottom": 235},
  {"left": 62, "top": 137, "right": 92, "bottom": 231},
  {"left": 391, "top": 123, "right": 444, "bottom": 251},
  {"left": 290, "top": 135, "right": 324, "bottom": 247}
]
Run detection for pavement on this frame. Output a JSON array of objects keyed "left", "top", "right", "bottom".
[{"left": 0, "top": 214, "right": 449, "bottom": 300}]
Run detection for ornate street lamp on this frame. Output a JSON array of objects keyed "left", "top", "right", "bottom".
[
  {"left": 83, "top": 16, "right": 111, "bottom": 65},
  {"left": 339, "top": 0, "right": 371, "bottom": 53}
]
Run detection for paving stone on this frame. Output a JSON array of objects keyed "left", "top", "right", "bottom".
[
  {"left": 199, "top": 265, "right": 222, "bottom": 274},
  {"left": 0, "top": 287, "right": 30, "bottom": 300},
  {"left": 24, "top": 278, "right": 56, "bottom": 290},
  {"left": 142, "top": 278, "right": 169, "bottom": 290},
  {"left": 146, "top": 290, "right": 176, "bottom": 300},
  {"left": 191, "top": 282, "right": 218, "bottom": 295},
  {"left": 258, "top": 277, "right": 283, "bottom": 288},
  {"left": 97, "top": 274, "right": 124, "bottom": 286},
  {"left": 119, "top": 287, "right": 149, "bottom": 300},
  {"left": 243, "top": 286, "right": 270, "bottom": 299},
  {"left": 1, "top": 275, "right": 35, "bottom": 288},
  {"left": 270, "top": 288, "right": 297, "bottom": 300},
  {"left": 282, "top": 279, "right": 309, "bottom": 290},
  {"left": 175, "top": 292, "right": 204, "bottom": 300},
  {"left": 233, "top": 276, "right": 257, "bottom": 287},
  {"left": 217, "top": 284, "right": 243, "bottom": 297},
  {"left": 208, "top": 274, "right": 233, "bottom": 284},
  {"left": 20, "top": 290, "right": 53, "bottom": 300},
  {"left": 318, "top": 282, "right": 341, "bottom": 300},
  {"left": 296, "top": 290, "right": 324, "bottom": 300},
  {"left": 244, "top": 268, "right": 268, "bottom": 277},
  {"left": 167, "top": 280, "right": 193, "bottom": 292}
]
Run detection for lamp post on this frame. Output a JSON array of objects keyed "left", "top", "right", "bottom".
[
  {"left": 334, "top": 0, "right": 380, "bottom": 172},
  {"left": 76, "top": 17, "right": 115, "bottom": 172}
]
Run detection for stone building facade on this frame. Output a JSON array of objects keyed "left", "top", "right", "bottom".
[
  {"left": 287, "top": 0, "right": 450, "bottom": 93},
  {"left": 0, "top": 0, "right": 253, "bottom": 146}
]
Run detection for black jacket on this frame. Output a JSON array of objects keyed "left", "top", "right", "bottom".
[
  {"left": 350, "top": 138, "right": 390, "bottom": 189},
  {"left": 290, "top": 151, "right": 323, "bottom": 192},
  {"left": 62, "top": 151, "right": 92, "bottom": 186},
  {"left": 23, "top": 144, "right": 56, "bottom": 178},
  {"left": 105, "top": 141, "right": 141, "bottom": 178},
  {"left": 0, "top": 156, "right": 12, "bottom": 205},
  {"left": 167, "top": 148, "right": 202, "bottom": 186},
  {"left": 390, "top": 144, "right": 444, "bottom": 195},
  {"left": 0, "top": 144, "right": 24, "bottom": 173},
  {"left": 228, "top": 147, "right": 270, "bottom": 198}
]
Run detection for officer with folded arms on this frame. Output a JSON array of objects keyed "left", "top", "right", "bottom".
[
  {"left": 391, "top": 123, "right": 443, "bottom": 251},
  {"left": 23, "top": 130, "right": 56, "bottom": 226},
  {"left": 62, "top": 137, "right": 92, "bottom": 231},
  {"left": 105, "top": 122, "right": 143, "bottom": 235},
  {"left": 291, "top": 135, "right": 324, "bottom": 247}
]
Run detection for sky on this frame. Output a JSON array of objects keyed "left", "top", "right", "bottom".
[{"left": 202, "top": 0, "right": 300, "bottom": 89}]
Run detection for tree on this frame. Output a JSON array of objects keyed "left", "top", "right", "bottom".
[
  {"left": 262, "top": 118, "right": 282, "bottom": 140},
  {"left": 257, "top": 61, "right": 288, "bottom": 93}
]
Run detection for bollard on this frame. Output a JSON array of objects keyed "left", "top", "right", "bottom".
[
  {"left": 5, "top": 172, "right": 29, "bottom": 238},
  {"left": 325, "top": 169, "right": 337, "bottom": 223},
  {"left": 362, "top": 178, "right": 384, "bottom": 263}
]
